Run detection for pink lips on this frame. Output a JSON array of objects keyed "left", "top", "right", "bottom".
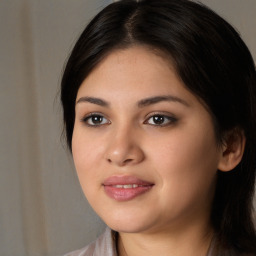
[{"left": 103, "top": 176, "right": 154, "bottom": 201}]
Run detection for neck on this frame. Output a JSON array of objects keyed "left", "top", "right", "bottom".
[{"left": 117, "top": 221, "right": 214, "bottom": 256}]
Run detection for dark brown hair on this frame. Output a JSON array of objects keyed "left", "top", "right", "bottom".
[{"left": 61, "top": 0, "right": 256, "bottom": 254}]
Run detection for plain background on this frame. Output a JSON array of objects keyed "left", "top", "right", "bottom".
[{"left": 0, "top": 1, "right": 255, "bottom": 256}]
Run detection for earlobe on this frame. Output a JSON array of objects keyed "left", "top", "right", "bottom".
[{"left": 217, "top": 128, "right": 246, "bottom": 172}]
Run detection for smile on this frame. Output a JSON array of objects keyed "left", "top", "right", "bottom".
[
  {"left": 103, "top": 176, "right": 154, "bottom": 201},
  {"left": 112, "top": 184, "right": 147, "bottom": 188}
]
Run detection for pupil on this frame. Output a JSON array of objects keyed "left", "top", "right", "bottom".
[
  {"left": 93, "top": 116, "right": 102, "bottom": 123},
  {"left": 153, "top": 115, "right": 164, "bottom": 124}
]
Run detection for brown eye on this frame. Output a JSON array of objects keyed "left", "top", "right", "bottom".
[
  {"left": 145, "top": 114, "right": 177, "bottom": 126},
  {"left": 82, "top": 114, "right": 110, "bottom": 126},
  {"left": 152, "top": 115, "right": 165, "bottom": 125}
]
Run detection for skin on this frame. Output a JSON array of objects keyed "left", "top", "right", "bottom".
[{"left": 72, "top": 46, "right": 237, "bottom": 256}]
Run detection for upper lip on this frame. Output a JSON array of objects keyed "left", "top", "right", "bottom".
[{"left": 103, "top": 175, "right": 154, "bottom": 186}]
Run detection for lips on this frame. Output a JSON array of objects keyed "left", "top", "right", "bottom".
[{"left": 103, "top": 176, "right": 154, "bottom": 201}]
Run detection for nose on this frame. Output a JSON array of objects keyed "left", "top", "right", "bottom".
[{"left": 105, "top": 127, "right": 145, "bottom": 167}]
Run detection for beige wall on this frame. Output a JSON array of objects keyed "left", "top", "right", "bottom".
[
  {"left": 0, "top": 1, "right": 109, "bottom": 256},
  {"left": 201, "top": 0, "right": 256, "bottom": 59},
  {"left": 0, "top": 1, "right": 255, "bottom": 256}
]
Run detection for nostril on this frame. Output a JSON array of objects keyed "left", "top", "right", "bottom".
[
  {"left": 107, "top": 158, "right": 133, "bottom": 164},
  {"left": 124, "top": 159, "right": 133, "bottom": 164},
  {"left": 105, "top": 145, "right": 145, "bottom": 166}
]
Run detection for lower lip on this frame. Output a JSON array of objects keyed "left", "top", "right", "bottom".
[{"left": 104, "top": 185, "right": 153, "bottom": 201}]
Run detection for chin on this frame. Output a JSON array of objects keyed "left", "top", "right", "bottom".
[
  {"left": 99, "top": 209, "right": 158, "bottom": 234},
  {"left": 106, "top": 220, "right": 153, "bottom": 234}
]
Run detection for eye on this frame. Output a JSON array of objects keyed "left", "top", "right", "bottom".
[
  {"left": 145, "top": 114, "right": 177, "bottom": 126},
  {"left": 82, "top": 113, "right": 110, "bottom": 126}
]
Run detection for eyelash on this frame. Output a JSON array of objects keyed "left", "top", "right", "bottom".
[
  {"left": 81, "top": 113, "right": 111, "bottom": 127},
  {"left": 144, "top": 113, "right": 177, "bottom": 127},
  {"left": 81, "top": 113, "right": 177, "bottom": 127}
]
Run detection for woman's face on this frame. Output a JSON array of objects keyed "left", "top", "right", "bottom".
[{"left": 72, "top": 46, "right": 224, "bottom": 234}]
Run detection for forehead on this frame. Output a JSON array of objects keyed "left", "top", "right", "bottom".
[{"left": 77, "top": 46, "right": 187, "bottom": 98}]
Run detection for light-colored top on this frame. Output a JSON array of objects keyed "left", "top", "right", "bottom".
[
  {"left": 64, "top": 227, "right": 215, "bottom": 256},
  {"left": 64, "top": 228, "right": 117, "bottom": 256}
]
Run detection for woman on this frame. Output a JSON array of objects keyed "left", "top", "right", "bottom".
[{"left": 61, "top": 0, "right": 256, "bottom": 255}]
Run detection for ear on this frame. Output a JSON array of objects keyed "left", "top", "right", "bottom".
[{"left": 217, "top": 128, "right": 246, "bottom": 172}]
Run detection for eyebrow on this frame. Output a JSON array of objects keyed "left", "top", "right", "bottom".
[
  {"left": 76, "top": 95, "right": 189, "bottom": 108},
  {"left": 137, "top": 95, "right": 189, "bottom": 108},
  {"left": 76, "top": 97, "right": 109, "bottom": 107}
]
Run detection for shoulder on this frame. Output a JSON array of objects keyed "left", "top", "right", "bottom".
[
  {"left": 63, "top": 242, "right": 96, "bottom": 256},
  {"left": 63, "top": 227, "right": 117, "bottom": 256},
  {"left": 64, "top": 244, "right": 95, "bottom": 256}
]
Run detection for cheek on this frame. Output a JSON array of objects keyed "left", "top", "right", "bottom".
[
  {"left": 72, "top": 129, "right": 105, "bottom": 192},
  {"left": 152, "top": 123, "right": 219, "bottom": 172},
  {"left": 149, "top": 127, "right": 219, "bottom": 200},
  {"left": 72, "top": 126, "right": 105, "bottom": 167}
]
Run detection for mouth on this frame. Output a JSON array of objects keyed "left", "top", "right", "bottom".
[
  {"left": 111, "top": 184, "right": 148, "bottom": 188},
  {"left": 103, "top": 176, "right": 154, "bottom": 201}
]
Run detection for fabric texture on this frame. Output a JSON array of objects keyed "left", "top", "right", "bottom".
[{"left": 64, "top": 228, "right": 117, "bottom": 256}]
